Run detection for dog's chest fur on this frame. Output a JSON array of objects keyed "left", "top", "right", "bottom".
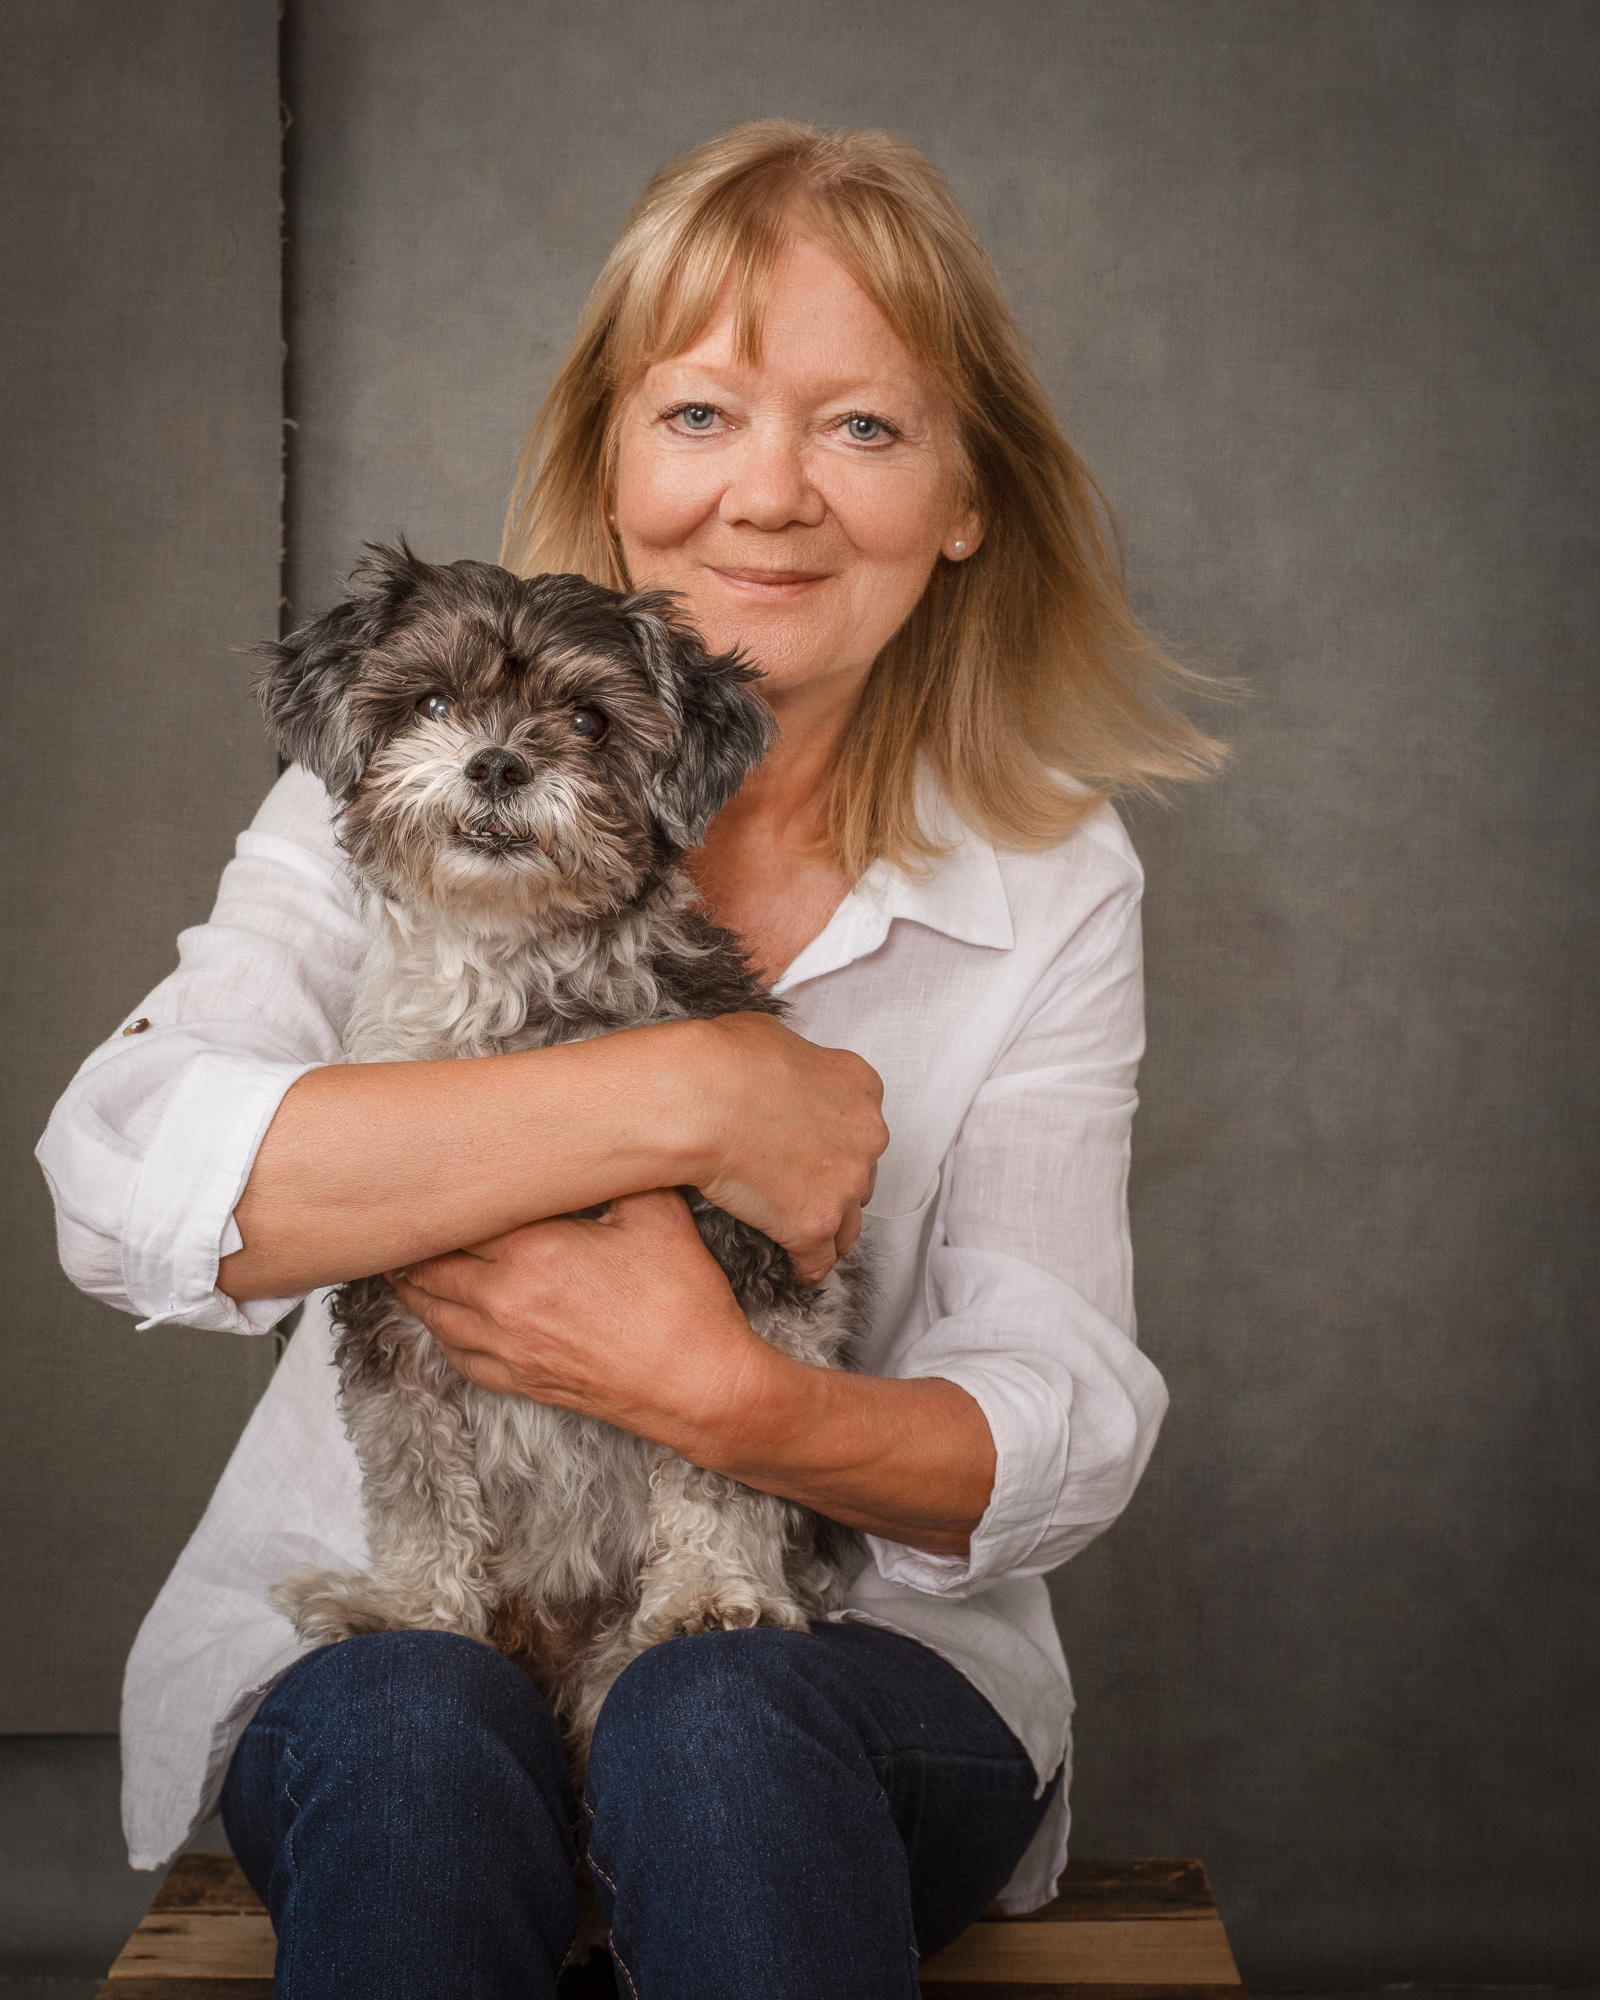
[{"left": 344, "top": 869, "right": 775, "bottom": 1062}]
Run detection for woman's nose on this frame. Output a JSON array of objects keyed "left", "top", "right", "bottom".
[{"left": 718, "top": 425, "right": 825, "bottom": 532}]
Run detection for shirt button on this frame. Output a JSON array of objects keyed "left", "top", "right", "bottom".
[{"left": 122, "top": 1018, "right": 151, "bottom": 1036}]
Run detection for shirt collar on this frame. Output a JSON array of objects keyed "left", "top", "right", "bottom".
[{"left": 773, "top": 777, "right": 1013, "bottom": 994}]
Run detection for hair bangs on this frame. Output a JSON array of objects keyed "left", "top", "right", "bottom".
[{"left": 607, "top": 169, "right": 797, "bottom": 384}]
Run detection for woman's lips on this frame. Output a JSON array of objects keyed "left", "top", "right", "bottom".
[{"left": 707, "top": 565, "right": 831, "bottom": 600}]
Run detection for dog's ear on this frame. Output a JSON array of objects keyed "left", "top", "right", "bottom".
[
  {"left": 254, "top": 541, "right": 431, "bottom": 800},
  {"left": 624, "top": 593, "right": 776, "bottom": 849}
]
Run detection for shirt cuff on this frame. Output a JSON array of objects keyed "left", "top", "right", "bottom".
[
  {"left": 122, "top": 1052, "right": 321, "bottom": 1335},
  {"left": 867, "top": 1357, "right": 1070, "bottom": 1599}
]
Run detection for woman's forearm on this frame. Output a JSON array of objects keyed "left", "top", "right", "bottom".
[
  {"left": 220, "top": 1025, "right": 705, "bottom": 1302},
  {"left": 220, "top": 1012, "right": 886, "bottom": 1303},
  {"left": 679, "top": 1355, "right": 995, "bottom": 1559}
]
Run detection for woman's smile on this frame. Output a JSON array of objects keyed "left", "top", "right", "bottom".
[{"left": 705, "top": 564, "right": 833, "bottom": 600}]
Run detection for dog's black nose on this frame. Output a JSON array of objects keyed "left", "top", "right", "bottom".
[{"left": 464, "top": 748, "right": 529, "bottom": 798}]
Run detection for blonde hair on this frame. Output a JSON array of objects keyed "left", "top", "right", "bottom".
[{"left": 503, "top": 119, "right": 1224, "bottom": 878}]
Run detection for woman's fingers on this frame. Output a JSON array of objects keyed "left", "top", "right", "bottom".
[
  {"left": 391, "top": 1266, "right": 549, "bottom": 1398},
  {"left": 688, "top": 1014, "right": 887, "bottom": 1271},
  {"left": 390, "top": 1270, "right": 490, "bottom": 1348},
  {"left": 390, "top": 1273, "right": 519, "bottom": 1393}
]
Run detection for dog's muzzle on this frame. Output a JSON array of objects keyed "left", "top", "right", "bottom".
[{"left": 460, "top": 749, "right": 537, "bottom": 849}]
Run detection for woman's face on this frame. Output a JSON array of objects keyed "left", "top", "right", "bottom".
[{"left": 612, "top": 234, "right": 981, "bottom": 707}]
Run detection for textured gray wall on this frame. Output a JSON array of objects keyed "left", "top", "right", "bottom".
[
  {"left": 0, "top": 0, "right": 282, "bottom": 1736},
  {"left": 279, "top": 0, "right": 1598, "bottom": 1990}
]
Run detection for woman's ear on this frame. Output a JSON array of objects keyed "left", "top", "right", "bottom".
[
  {"left": 253, "top": 542, "right": 429, "bottom": 799},
  {"left": 623, "top": 594, "right": 777, "bottom": 851}
]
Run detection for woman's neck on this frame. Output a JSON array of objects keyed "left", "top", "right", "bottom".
[{"left": 686, "top": 673, "right": 861, "bottom": 985}]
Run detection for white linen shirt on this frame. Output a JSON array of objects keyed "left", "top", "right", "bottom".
[{"left": 36, "top": 763, "right": 1168, "bottom": 1910}]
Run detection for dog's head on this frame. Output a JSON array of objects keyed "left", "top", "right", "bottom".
[{"left": 255, "top": 544, "right": 775, "bottom": 919}]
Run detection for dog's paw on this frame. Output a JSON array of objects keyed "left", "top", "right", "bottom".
[
  {"left": 632, "top": 1576, "right": 811, "bottom": 1646},
  {"left": 268, "top": 1567, "right": 365, "bottom": 1645},
  {"left": 268, "top": 1565, "right": 470, "bottom": 1647}
]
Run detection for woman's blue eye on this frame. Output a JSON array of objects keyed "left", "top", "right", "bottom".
[
  {"left": 678, "top": 405, "right": 717, "bottom": 431},
  {"left": 417, "top": 693, "right": 453, "bottom": 722},
  {"left": 846, "top": 415, "right": 887, "bottom": 442}
]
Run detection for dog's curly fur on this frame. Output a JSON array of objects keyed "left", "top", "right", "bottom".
[{"left": 255, "top": 544, "right": 865, "bottom": 1768}]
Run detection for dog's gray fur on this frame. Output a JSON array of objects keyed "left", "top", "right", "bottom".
[{"left": 256, "top": 545, "right": 864, "bottom": 1765}]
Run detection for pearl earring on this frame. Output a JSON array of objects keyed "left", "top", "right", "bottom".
[{"left": 953, "top": 540, "right": 966, "bottom": 554}]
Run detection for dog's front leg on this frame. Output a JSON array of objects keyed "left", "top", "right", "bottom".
[
  {"left": 627, "top": 1448, "right": 813, "bottom": 1649},
  {"left": 271, "top": 1295, "right": 499, "bottom": 1647}
]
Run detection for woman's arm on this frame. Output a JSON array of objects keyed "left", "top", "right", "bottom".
[
  {"left": 37, "top": 765, "right": 885, "bottom": 1332},
  {"left": 391, "top": 1189, "right": 993, "bottom": 1556},
  {"left": 221, "top": 1012, "right": 886, "bottom": 1301}
]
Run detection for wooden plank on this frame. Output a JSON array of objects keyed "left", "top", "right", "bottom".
[
  {"left": 998, "top": 1858, "right": 1218, "bottom": 1921},
  {"left": 143, "top": 1852, "right": 1216, "bottom": 1922},
  {"left": 150, "top": 1855, "right": 264, "bottom": 1915},
  {"left": 97, "top": 1983, "right": 275, "bottom": 1999},
  {"left": 107, "top": 1909, "right": 277, "bottom": 1981},
  {"left": 919, "top": 1986, "right": 1243, "bottom": 2000},
  {"left": 919, "top": 1914, "right": 1242, "bottom": 1987},
  {"left": 103, "top": 1851, "right": 1243, "bottom": 1996}
]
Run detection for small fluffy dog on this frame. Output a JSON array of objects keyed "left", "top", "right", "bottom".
[{"left": 257, "top": 544, "right": 864, "bottom": 1764}]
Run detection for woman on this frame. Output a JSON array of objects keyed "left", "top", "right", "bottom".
[{"left": 39, "top": 121, "right": 1220, "bottom": 1997}]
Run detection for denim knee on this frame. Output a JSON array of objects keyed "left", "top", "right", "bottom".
[
  {"left": 582, "top": 1630, "right": 926, "bottom": 2000},
  {"left": 251, "top": 1630, "right": 572, "bottom": 1815},
  {"left": 588, "top": 1627, "right": 835, "bottom": 1784},
  {"left": 224, "top": 1633, "right": 582, "bottom": 1998},
  {"left": 594, "top": 1626, "right": 792, "bottom": 1735}
]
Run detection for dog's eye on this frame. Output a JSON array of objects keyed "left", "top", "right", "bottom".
[
  {"left": 572, "top": 706, "right": 608, "bottom": 742},
  {"left": 417, "top": 693, "right": 453, "bottom": 722}
]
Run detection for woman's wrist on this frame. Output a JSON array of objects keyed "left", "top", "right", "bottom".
[
  {"left": 645, "top": 1017, "right": 733, "bottom": 1192},
  {"left": 665, "top": 1332, "right": 824, "bottom": 1477},
  {"left": 667, "top": 1339, "right": 994, "bottom": 1560}
]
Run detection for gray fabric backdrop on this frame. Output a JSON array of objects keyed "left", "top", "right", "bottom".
[
  {"left": 2, "top": 0, "right": 1595, "bottom": 1987},
  {"left": 0, "top": 1, "right": 281, "bottom": 1731}
]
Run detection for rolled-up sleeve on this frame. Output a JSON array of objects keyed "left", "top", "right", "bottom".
[
  {"left": 35, "top": 767, "right": 363, "bottom": 1335},
  {"left": 871, "top": 891, "right": 1169, "bottom": 1596}
]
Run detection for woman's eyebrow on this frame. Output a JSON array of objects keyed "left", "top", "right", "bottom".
[{"left": 647, "top": 361, "right": 930, "bottom": 411}]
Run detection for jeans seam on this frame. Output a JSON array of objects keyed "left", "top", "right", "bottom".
[
  {"left": 584, "top": 1796, "right": 639, "bottom": 1999},
  {"left": 580, "top": 1796, "right": 610, "bottom": 1885},
  {"left": 275, "top": 1737, "right": 306, "bottom": 1998},
  {"left": 281, "top": 1740, "right": 305, "bottom": 1816},
  {"left": 278, "top": 1818, "right": 298, "bottom": 2000},
  {"left": 609, "top": 1935, "right": 643, "bottom": 2000}
]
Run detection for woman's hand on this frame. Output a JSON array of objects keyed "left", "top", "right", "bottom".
[
  {"left": 683, "top": 1014, "right": 888, "bottom": 1283},
  {"left": 391, "top": 1190, "right": 770, "bottom": 1440},
  {"left": 391, "top": 1185, "right": 997, "bottom": 1559}
]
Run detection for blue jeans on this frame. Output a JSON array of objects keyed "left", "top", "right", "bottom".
[{"left": 221, "top": 1624, "right": 1058, "bottom": 1999}]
